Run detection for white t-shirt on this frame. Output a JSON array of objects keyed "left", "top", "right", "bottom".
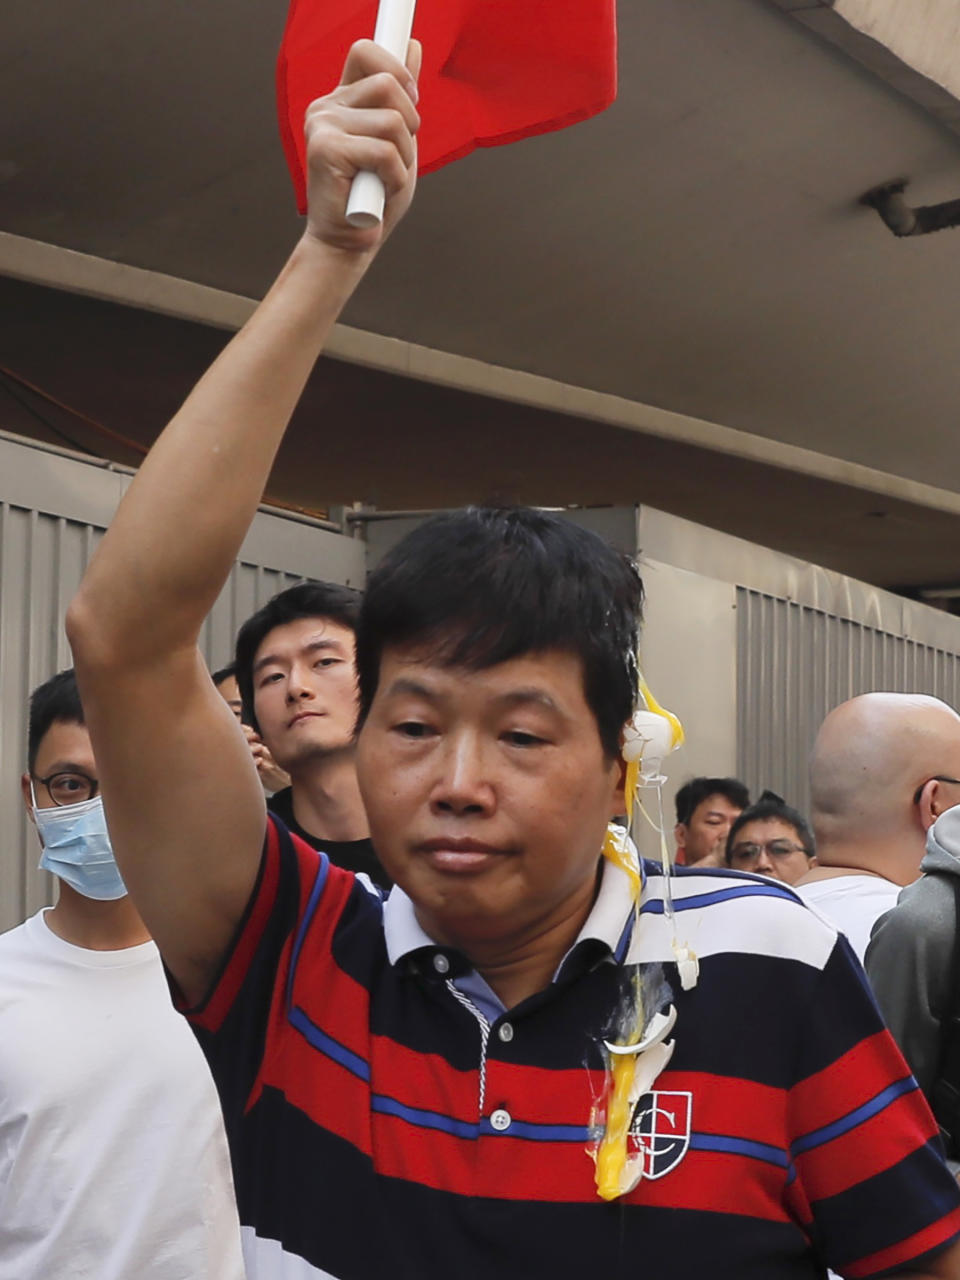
[
  {"left": 0, "top": 910, "right": 245, "bottom": 1280},
  {"left": 796, "top": 875, "right": 901, "bottom": 964}
]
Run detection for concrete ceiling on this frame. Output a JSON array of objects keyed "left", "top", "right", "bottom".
[{"left": 4, "top": 0, "right": 960, "bottom": 591}]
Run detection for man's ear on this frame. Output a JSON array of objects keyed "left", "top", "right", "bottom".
[
  {"left": 21, "top": 772, "right": 36, "bottom": 822},
  {"left": 674, "top": 822, "right": 687, "bottom": 850},
  {"left": 922, "top": 778, "right": 957, "bottom": 831},
  {"left": 607, "top": 756, "right": 627, "bottom": 819}
]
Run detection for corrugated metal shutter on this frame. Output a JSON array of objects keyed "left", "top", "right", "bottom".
[
  {"left": 737, "top": 587, "right": 960, "bottom": 816},
  {"left": 0, "top": 502, "right": 308, "bottom": 934}
]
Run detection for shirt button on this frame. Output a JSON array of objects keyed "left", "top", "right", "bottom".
[
  {"left": 498, "top": 1022, "right": 514, "bottom": 1043},
  {"left": 433, "top": 954, "right": 450, "bottom": 975},
  {"left": 490, "top": 1108, "right": 512, "bottom": 1132}
]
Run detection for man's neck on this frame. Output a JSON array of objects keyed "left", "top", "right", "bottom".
[
  {"left": 797, "top": 865, "right": 892, "bottom": 885},
  {"left": 418, "top": 871, "right": 601, "bottom": 1011},
  {"left": 45, "top": 886, "right": 152, "bottom": 950},
  {"left": 797, "top": 839, "right": 920, "bottom": 888},
  {"left": 290, "top": 749, "right": 369, "bottom": 843}
]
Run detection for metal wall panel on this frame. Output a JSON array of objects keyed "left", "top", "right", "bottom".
[
  {"left": 0, "top": 433, "right": 364, "bottom": 935},
  {"left": 737, "top": 588, "right": 960, "bottom": 816}
]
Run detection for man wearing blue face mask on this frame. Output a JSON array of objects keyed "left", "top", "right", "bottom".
[{"left": 0, "top": 669, "right": 246, "bottom": 1280}]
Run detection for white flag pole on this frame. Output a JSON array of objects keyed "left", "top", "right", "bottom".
[{"left": 345, "top": 0, "right": 418, "bottom": 229}]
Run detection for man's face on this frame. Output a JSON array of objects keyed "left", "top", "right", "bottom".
[
  {"left": 355, "top": 647, "right": 623, "bottom": 952},
  {"left": 726, "top": 817, "right": 814, "bottom": 885},
  {"left": 252, "top": 616, "right": 359, "bottom": 770},
  {"left": 21, "top": 720, "right": 98, "bottom": 822},
  {"left": 216, "top": 674, "right": 243, "bottom": 721},
  {"left": 676, "top": 793, "right": 743, "bottom": 867}
]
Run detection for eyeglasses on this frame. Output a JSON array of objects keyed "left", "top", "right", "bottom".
[
  {"left": 912, "top": 776, "right": 960, "bottom": 806},
  {"left": 32, "top": 770, "right": 99, "bottom": 807},
  {"left": 729, "top": 840, "right": 811, "bottom": 867}
]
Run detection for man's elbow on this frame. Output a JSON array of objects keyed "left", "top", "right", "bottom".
[{"left": 66, "top": 589, "right": 123, "bottom": 673}]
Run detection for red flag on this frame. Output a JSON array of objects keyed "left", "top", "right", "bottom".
[{"left": 277, "top": 0, "right": 618, "bottom": 213}]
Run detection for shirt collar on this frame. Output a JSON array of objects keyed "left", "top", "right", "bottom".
[{"left": 383, "top": 856, "right": 638, "bottom": 971}]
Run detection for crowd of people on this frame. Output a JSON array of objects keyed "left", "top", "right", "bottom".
[{"left": 3, "top": 36, "right": 960, "bottom": 1280}]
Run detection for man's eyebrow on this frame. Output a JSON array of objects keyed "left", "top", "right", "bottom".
[
  {"left": 36, "top": 760, "right": 93, "bottom": 775},
  {"left": 493, "top": 687, "right": 564, "bottom": 714},
  {"left": 252, "top": 637, "right": 344, "bottom": 675},
  {"left": 304, "top": 638, "right": 347, "bottom": 656},
  {"left": 383, "top": 679, "right": 563, "bottom": 714},
  {"left": 384, "top": 677, "right": 440, "bottom": 701}
]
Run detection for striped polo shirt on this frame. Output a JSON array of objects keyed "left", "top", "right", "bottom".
[{"left": 184, "top": 816, "right": 960, "bottom": 1279}]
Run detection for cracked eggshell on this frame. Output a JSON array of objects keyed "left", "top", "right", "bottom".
[{"left": 622, "top": 710, "right": 677, "bottom": 767}]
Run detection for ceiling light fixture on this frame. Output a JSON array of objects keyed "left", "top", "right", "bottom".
[{"left": 860, "top": 178, "right": 960, "bottom": 237}]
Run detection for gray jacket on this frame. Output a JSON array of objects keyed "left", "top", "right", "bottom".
[{"left": 865, "top": 808, "right": 960, "bottom": 1100}]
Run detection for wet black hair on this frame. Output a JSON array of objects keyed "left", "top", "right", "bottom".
[
  {"left": 675, "top": 776, "right": 750, "bottom": 826},
  {"left": 28, "top": 668, "right": 84, "bottom": 772},
  {"left": 725, "top": 789, "right": 816, "bottom": 863},
  {"left": 355, "top": 507, "right": 644, "bottom": 759},
  {"left": 235, "top": 582, "right": 362, "bottom": 732}
]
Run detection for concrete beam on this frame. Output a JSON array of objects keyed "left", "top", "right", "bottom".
[
  {"left": 769, "top": 0, "right": 960, "bottom": 137},
  {"left": 6, "top": 229, "right": 960, "bottom": 521}
]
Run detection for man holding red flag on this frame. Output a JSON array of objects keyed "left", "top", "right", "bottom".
[{"left": 67, "top": 38, "right": 960, "bottom": 1280}]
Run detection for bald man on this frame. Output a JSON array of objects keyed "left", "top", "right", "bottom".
[{"left": 795, "top": 693, "right": 960, "bottom": 962}]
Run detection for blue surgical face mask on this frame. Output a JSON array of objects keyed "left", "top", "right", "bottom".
[{"left": 32, "top": 787, "right": 127, "bottom": 901}]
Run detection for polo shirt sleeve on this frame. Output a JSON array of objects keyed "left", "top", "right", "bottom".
[
  {"left": 173, "top": 814, "right": 343, "bottom": 1125},
  {"left": 786, "top": 933, "right": 960, "bottom": 1278}
]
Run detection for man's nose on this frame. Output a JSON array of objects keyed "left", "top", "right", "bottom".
[
  {"left": 431, "top": 735, "right": 494, "bottom": 817},
  {"left": 285, "top": 664, "right": 314, "bottom": 702}
]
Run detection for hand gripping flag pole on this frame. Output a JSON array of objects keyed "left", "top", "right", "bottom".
[{"left": 345, "top": 0, "right": 417, "bottom": 228}]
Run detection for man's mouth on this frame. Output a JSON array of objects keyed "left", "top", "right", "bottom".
[
  {"left": 415, "top": 837, "right": 509, "bottom": 873},
  {"left": 288, "top": 711, "right": 324, "bottom": 728}
]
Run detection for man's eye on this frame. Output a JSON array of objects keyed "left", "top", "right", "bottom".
[
  {"left": 503, "top": 731, "right": 546, "bottom": 747},
  {"left": 315, "top": 658, "right": 339, "bottom": 668},
  {"left": 395, "top": 722, "right": 432, "bottom": 738}
]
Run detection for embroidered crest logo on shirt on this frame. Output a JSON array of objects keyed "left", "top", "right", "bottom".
[{"left": 628, "top": 1090, "right": 692, "bottom": 1180}]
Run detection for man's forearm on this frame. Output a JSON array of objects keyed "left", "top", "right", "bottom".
[{"left": 69, "top": 234, "right": 369, "bottom": 665}]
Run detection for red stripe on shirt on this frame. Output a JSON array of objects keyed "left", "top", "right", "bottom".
[
  {"left": 841, "top": 1204, "right": 960, "bottom": 1278},
  {"left": 186, "top": 819, "right": 282, "bottom": 1032},
  {"left": 661, "top": 1070, "right": 789, "bottom": 1150},
  {"left": 260, "top": 1020, "right": 375, "bottom": 1153},
  {"left": 794, "top": 1091, "right": 939, "bottom": 1201},
  {"left": 790, "top": 1030, "right": 913, "bottom": 1131}
]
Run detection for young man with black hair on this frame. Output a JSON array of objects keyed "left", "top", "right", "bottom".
[
  {"left": 674, "top": 775, "right": 749, "bottom": 867},
  {"left": 725, "top": 790, "right": 817, "bottom": 885},
  {"left": 66, "top": 39, "right": 960, "bottom": 1280},
  {"left": 212, "top": 663, "right": 245, "bottom": 720},
  {"left": 0, "top": 670, "right": 243, "bottom": 1279},
  {"left": 233, "top": 582, "right": 387, "bottom": 886}
]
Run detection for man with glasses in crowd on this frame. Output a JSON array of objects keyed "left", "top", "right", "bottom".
[
  {"left": 0, "top": 669, "right": 244, "bottom": 1280},
  {"left": 797, "top": 692, "right": 960, "bottom": 962},
  {"left": 724, "top": 790, "right": 816, "bottom": 885}
]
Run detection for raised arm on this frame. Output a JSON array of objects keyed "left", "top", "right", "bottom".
[{"left": 67, "top": 40, "right": 420, "bottom": 1004}]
